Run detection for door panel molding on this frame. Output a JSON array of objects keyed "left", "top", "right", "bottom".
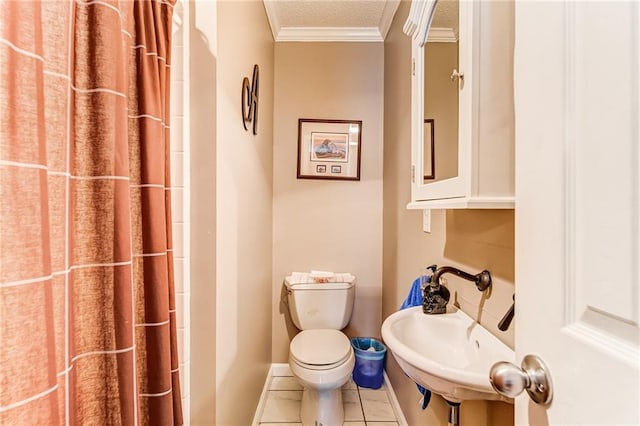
[{"left": 561, "top": 1, "right": 639, "bottom": 365}]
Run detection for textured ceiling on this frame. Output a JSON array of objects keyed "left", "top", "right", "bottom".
[
  {"left": 432, "top": 0, "right": 459, "bottom": 33},
  {"left": 269, "top": 0, "right": 389, "bottom": 28}
]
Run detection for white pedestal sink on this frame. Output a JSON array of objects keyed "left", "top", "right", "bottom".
[{"left": 381, "top": 306, "right": 514, "bottom": 403}]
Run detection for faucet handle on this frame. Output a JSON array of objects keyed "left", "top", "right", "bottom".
[
  {"left": 475, "top": 270, "right": 492, "bottom": 291},
  {"left": 498, "top": 294, "right": 515, "bottom": 331}
]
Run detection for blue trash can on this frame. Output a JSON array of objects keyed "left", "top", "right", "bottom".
[{"left": 351, "top": 337, "right": 387, "bottom": 389}]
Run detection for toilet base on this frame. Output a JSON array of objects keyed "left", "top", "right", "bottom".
[
  {"left": 300, "top": 387, "right": 343, "bottom": 426},
  {"left": 289, "top": 341, "right": 355, "bottom": 426}
]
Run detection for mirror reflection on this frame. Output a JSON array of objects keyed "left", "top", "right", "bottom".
[{"left": 423, "top": 0, "right": 459, "bottom": 184}]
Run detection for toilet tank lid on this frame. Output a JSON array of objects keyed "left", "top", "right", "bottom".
[{"left": 285, "top": 272, "right": 355, "bottom": 289}]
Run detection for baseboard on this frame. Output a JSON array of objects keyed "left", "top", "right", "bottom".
[
  {"left": 251, "top": 364, "right": 274, "bottom": 426},
  {"left": 252, "top": 363, "right": 408, "bottom": 425},
  {"left": 384, "top": 370, "right": 409, "bottom": 426},
  {"left": 271, "top": 363, "right": 292, "bottom": 377}
]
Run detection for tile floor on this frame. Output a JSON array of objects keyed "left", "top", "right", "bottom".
[{"left": 257, "top": 370, "right": 402, "bottom": 426}]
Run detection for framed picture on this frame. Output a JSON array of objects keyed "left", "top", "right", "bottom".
[
  {"left": 423, "top": 118, "right": 435, "bottom": 180},
  {"left": 297, "top": 119, "right": 362, "bottom": 180}
]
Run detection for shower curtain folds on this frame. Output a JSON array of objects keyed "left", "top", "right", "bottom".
[{"left": 0, "top": 0, "right": 183, "bottom": 424}]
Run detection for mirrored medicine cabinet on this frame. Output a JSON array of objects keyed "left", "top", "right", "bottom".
[{"left": 407, "top": 0, "right": 516, "bottom": 209}]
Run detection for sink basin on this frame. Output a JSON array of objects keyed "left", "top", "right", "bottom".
[{"left": 381, "top": 306, "right": 514, "bottom": 403}]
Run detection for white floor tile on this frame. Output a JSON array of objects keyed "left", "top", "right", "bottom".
[
  {"left": 359, "top": 389, "right": 396, "bottom": 422},
  {"left": 258, "top": 423, "right": 302, "bottom": 426},
  {"left": 358, "top": 380, "right": 386, "bottom": 390},
  {"left": 364, "top": 423, "right": 398, "bottom": 426},
  {"left": 342, "top": 390, "right": 364, "bottom": 421},
  {"left": 342, "top": 377, "right": 357, "bottom": 390},
  {"left": 260, "top": 391, "right": 302, "bottom": 423},
  {"left": 257, "top": 369, "right": 402, "bottom": 425}
]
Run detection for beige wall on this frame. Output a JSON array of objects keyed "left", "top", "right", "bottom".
[
  {"left": 189, "top": 0, "right": 216, "bottom": 423},
  {"left": 189, "top": 1, "right": 274, "bottom": 424},
  {"left": 185, "top": 2, "right": 513, "bottom": 424},
  {"left": 383, "top": 2, "right": 514, "bottom": 425},
  {"left": 272, "top": 42, "right": 385, "bottom": 362}
]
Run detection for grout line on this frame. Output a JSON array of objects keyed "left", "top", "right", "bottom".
[{"left": 355, "top": 383, "right": 366, "bottom": 422}]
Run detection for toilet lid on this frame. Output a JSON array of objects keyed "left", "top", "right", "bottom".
[{"left": 290, "top": 329, "right": 352, "bottom": 367}]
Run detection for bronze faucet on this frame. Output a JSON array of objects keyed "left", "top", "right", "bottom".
[{"left": 423, "top": 266, "right": 492, "bottom": 314}]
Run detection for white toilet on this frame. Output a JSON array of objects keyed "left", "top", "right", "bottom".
[{"left": 284, "top": 273, "right": 356, "bottom": 426}]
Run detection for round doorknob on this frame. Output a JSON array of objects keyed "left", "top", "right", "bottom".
[
  {"left": 450, "top": 69, "right": 464, "bottom": 82},
  {"left": 489, "top": 354, "right": 553, "bottom": 405}
]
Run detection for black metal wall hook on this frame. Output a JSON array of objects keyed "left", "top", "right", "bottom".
[{"left": 242, "top": 64, "right": 259, "bottom": 135}]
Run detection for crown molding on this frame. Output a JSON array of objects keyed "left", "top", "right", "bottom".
[
  {"left": 263, "top": 0, "right": 399, "bottom": 42},
  {"left": 275, "top": 27, "right": 384, "bottom": 42},
  {"left": 427, "top": 27, "right": 458, "bottom": 43}
]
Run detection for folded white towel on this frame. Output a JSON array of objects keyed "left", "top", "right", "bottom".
[
  {"left": 288, "top": 272, "right": 308, "bottom": 284},
  {"left": 335, "top": 272, "right": 355, "bottom": 283},
  {"left": 287, "top": 271, "right": 355, "bottom": 284},
  {"left": 310, "top": 270, "right": 335, "bottom": 283}
]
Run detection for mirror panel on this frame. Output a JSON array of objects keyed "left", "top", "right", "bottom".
[{"left": 423, "top": 0, "right": 459, "bottom": 184}]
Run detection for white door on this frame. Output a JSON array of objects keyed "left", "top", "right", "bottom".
[{"left": 514, "top": 1, "right": 639, "bottom": 425}]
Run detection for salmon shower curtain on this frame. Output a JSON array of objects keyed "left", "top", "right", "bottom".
[{"left": 0, "top": 1, "right": 182, "bottom": 424}]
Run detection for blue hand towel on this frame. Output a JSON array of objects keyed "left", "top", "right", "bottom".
[
  {"left": 400, "top": 276, "right": 432, "bottom": 410},
  {"left": 400, "top": 277, "right": 424, "bottom": 309}
]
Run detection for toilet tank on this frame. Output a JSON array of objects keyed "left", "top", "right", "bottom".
[{"left": 284, "top": 274, "right": 355, "bottom": 330}]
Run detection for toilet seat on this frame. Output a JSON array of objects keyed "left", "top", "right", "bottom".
[{"left": 290, "top": 329, "right": 352, "bottom": 371}]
